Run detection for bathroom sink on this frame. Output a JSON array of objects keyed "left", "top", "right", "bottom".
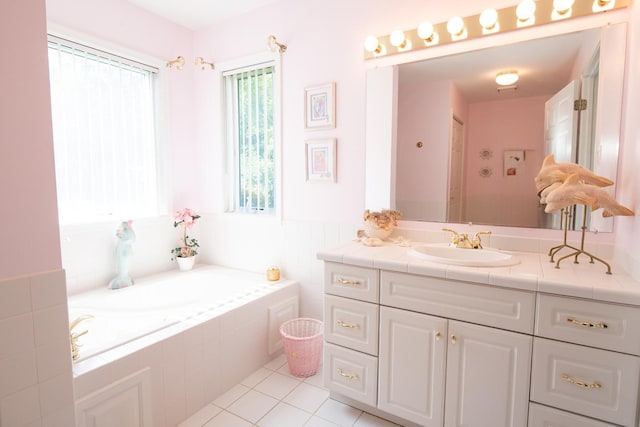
[{"left": 409, "top": 244, "right": 519, "bottom": 267}]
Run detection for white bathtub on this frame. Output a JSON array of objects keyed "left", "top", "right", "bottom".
[
  {"left": 71, "top": 264, "right": 300, "bottom": 426},
  {"left": 69, "top": 265, "right": 290, "bottom": 361}
]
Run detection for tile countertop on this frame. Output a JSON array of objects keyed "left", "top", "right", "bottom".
[{"left": 317, "top": 240, "right": 640, "bottom": 307}]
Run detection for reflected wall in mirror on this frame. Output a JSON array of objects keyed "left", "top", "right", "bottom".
[{"left": 366, "top": 23, "right": 627, "bottom": 232}]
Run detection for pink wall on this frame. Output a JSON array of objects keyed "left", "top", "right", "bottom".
[
  {"left": 396, "top": 79, "right": 451, "bottom": 220},
  {"left": 45, "top": 0, "right": 199, "bottom": 209},
  {"left": 464, "top": 96, "right": 548, "bottom": 227},
  {"left": 615, "top": 2, "right": 640, "bottom": 275},
  {"left": 0, "top": 0, "right": 61, "bottom": 279}
]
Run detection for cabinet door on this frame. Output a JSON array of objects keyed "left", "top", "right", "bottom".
[
  {"left": 444, "top": 321, "right": 532, "bottom": 427},
  {"left": 378, "top": 306, "right": 447, "bottom": 426}
]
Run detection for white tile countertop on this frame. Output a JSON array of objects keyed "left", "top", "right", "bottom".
[{"left": 317, "top": 239, "right": 640, "bottom": 307}]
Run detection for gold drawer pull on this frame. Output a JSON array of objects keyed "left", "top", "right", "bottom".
[
  {"left": 337, "top": 320, "right": 360, "bottom": 329},
  {"left": 450, "top": 335, "right": 457, "bottom": 344},
  {"left": 337, "top": 277, "right": 362, "bottom": 286},
  {"left": 561, "top": 374, "right": 602, "bottom": 389},
  {"left": 337, "top": 368, "right": 359, "bottom": 380},
  {"left": 566, "top": 317, "right": 608, "bottom": 329},
  {"left": 435, "top": 331, "right": 441, "bottom": 341}
]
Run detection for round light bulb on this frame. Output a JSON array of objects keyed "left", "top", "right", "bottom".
[
  {"left": 516, "top": 0, "right": 537, "bottom": 21},
  {"left": 364, "top": 35, "right": 380, "bottom": 52},
  {"left": 417, "top": 22, "right": 434, "bottom": 40},
  {"left": 447, "top": 16, "right": 464, "bottom": 36},
  {"left": 390, "top": 30, "right": 406, "bottom": 47},
  {"left": 496, "top": 71, "right": 519, "bottom": 86},
  {"left": 554, "top": 0, "right": 575, "bottom": 13},
  {"left": 479, "top": 8, "right": 498, "bottom": 30}
]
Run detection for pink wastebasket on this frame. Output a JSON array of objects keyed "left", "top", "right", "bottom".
[{"left": 280, "top": 318, "right": 323, "bottom": 377}]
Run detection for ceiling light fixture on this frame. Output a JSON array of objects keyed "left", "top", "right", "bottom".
[{"left": 496, "top": 70, "right": 519, "bottom": 86}]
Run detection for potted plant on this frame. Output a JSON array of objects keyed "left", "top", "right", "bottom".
[
  {"left": 362, "top": 209, "right": 402, "bottom": 240},
  {"left": 171, "top": 208, "right": 200, "bottom": 271}
]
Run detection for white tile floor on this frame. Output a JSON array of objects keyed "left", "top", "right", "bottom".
[{"left": 179, "top": 354, "right": 402, "bottom": 427}]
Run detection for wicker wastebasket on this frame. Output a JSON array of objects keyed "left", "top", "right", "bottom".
[{"left": 279, "top": 318, "right": 323, "bottom": 377}]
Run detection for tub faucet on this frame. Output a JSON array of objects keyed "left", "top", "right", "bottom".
[{"left": 69, "top": 314, "right": 94, "bottom": 361}]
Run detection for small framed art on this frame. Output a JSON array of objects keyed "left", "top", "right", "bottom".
[
  {"left": 306, "top": 138, "right": 336, "bottom": 182},
  {"left": 304, "top": 83, "right": 335, "bottom": 129}
]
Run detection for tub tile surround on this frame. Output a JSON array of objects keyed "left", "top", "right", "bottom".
[
  {"left": 71, "top": 271, "right": 300, "bottom": 427},
  {"left": 0, "top": 269, "right": 75, "bottom": 427}
]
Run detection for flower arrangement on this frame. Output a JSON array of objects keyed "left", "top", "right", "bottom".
[{"left": 171, "top": 208, "right": 201, "bottom": 260}]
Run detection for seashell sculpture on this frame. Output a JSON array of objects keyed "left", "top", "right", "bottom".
[
  {"left": 544, "top": 173, "right": 634, "bottom": 217},
  {"left": 534, "top": 154, "right": 613, "bottom": 194},
  {"left": 362, "top": 209, "right": 402, "bottom": 241}
]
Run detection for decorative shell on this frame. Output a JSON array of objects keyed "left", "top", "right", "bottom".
[{"left": 363, "top": 209, "right": 402, "bottom": 240}]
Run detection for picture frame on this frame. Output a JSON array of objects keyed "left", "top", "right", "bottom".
[
  {"left": 304, "top": 83, "right": 336, "bottom": 129},
  {"left": 306, "top": 138, "right": 336, "bottom": 182}
]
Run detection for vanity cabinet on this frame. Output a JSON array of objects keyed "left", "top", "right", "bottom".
[
  {"left": 322, "top": 260, "right": 640, "bottom": 427},
  {"left": 323, "top": 263, "right": 534, "bottom": 427}
]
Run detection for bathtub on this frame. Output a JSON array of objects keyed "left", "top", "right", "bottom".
[{"left": 70, "top": 264, "right": 300, "bottom": 426}]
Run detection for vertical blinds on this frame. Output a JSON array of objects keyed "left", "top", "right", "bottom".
[
  {"left": 227, "top": 65, "right": 275, "bottom": 213},
  {"left": 47, "top": 36, "right": 159, "bottom": 223}
]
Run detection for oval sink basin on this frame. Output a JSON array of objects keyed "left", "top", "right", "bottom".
[{"left": 409, "top": 244, "right": 519, "bottom": 267}]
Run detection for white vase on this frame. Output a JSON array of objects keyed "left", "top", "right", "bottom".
[
  {"left": 176, "top": 256, "right": 195, "bottom": 271},
  {"left": 363, "top": 221, "right": 393, "bottom": 240}
]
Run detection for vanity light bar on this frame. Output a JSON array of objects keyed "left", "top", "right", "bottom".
[{"left": 363, "top": 0, "right": 628, "bottom": 59}]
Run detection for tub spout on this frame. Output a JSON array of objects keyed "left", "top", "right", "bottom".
[{"left": 70, "top": 314, "right": 94, "bottom": 361}]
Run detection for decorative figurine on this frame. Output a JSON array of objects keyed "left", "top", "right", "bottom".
[{"left": 108, "top": 220, "right": 135, "bottom": 290}]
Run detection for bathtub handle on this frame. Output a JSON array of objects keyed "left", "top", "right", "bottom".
[
  {"left": 337, "top": 277, "right": 361, "bottom": 286},
  {"left": 337, "top": 320, "right": 360, "bottom": 329}
]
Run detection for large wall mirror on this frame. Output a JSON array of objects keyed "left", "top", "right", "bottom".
[{"left": 365, "top": 22, "right": 627, "bottom": 232}]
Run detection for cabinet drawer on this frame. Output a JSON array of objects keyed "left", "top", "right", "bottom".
[
  {"left": 531, "top": 338, "right": 640, "bottom": 426},
  {"left": 323, "top": 343, "right": 378, "bottom": 407},
  {"left": 380, "top": 271, "right": 535, "bottom": 333},
  {"left": 536, "top": 294, "right": 640, "bottom": 355},
  {"left": 324, "top": 295, "right": 379, "bottom": 355},
  {"left": 325, "top": 262, "right": 379, "bottom": 303},
  {"left": 528, "top": 403, "right": 616, "bottom": 427}
]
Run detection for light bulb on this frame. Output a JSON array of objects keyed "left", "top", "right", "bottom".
[
  {"left": 553, "top": 0, "right": 575, "bottom": 14},
  {"left": 390, "top": 30, "right": 406, "bottom": 48},
  {"left": 479, "top": 8, "right": 498, "bottom": 30},
  {"left": 516, "top": 0, "right": 536, "bottom": 21},
  {"left": 496, "top": 71, "right": 519, "bottom": 86},
  {"left": 364, "top": 35, "right": 380, "bottom": 53},
  {"left": 418, "top": 22, "right": 438, "bottom": 43},
  {"left": 447, "top": 16, "right": 465, "bottom": 37}
]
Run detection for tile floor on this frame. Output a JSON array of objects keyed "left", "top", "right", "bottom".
[{"left": 178, "top": 353, "right": 402, "bottom": 427}]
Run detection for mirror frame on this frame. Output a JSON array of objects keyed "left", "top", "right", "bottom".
[{"left": 364, "top": 14, "right": 628, "bottom": 234}]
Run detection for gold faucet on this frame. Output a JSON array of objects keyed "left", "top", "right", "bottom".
[
  {"left": 69, "top": 314, "right": 94, "bottom": 361},
  {"left": 443, "top": 228, "right": 491, "bottom": 249}
]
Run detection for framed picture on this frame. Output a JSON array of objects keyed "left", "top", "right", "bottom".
[
  {"left": 504, "top": 149, "right": 525, "bottom": 176},
  {"left": 304, "top": 83, "right": 335, "bottom": 129},
  {"left": 306, "top": 138, "right": 336, "bottom": 182}
]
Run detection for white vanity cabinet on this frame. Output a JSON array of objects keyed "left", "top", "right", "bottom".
[{"left": 321, "top": 259, "right": 640, "bottom": 427}]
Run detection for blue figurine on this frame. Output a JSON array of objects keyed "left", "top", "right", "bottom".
[{"left": 108, "top": 220, "right": 136, "bottom": 290}]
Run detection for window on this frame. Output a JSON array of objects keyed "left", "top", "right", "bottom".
[
  {"left": 47, "top": 35, "right": 160, "bottom": 224},
  {"left": 224, "top": 60, "right": 278, "bottom": 214}
]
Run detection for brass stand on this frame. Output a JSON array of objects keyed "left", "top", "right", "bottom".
[{"left": 548, "top": 205, "right": 612, "bottom": 275}]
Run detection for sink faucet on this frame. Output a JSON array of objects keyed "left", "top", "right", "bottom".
[
  {"left": 443, "top": 228, "right": 491, "bottom": 249},
  {"left": 69, "top": 314, "right": 93, "bottom": 361}
]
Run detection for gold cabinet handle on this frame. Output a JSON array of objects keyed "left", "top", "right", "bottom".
[
  {"left": 450, "top": 335, "right": 457, "bottom": 344},
  {"left": 566, "top": 317, "right": 608, "bottom": 329},
  {"left": 435, "top": 331, "right": 441, "bottom": 341},
  {"left": 337, "top": 320, "right": 360, "bottom": 329},
  {"left": 561, "top": 374, "right": 602, "bottom": 389},
  {"left": 337, "top": 368, "right": 359, "bottom": 380},
  {"left": 337, "top": 277, "right": 362, "bottom": 286}
]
